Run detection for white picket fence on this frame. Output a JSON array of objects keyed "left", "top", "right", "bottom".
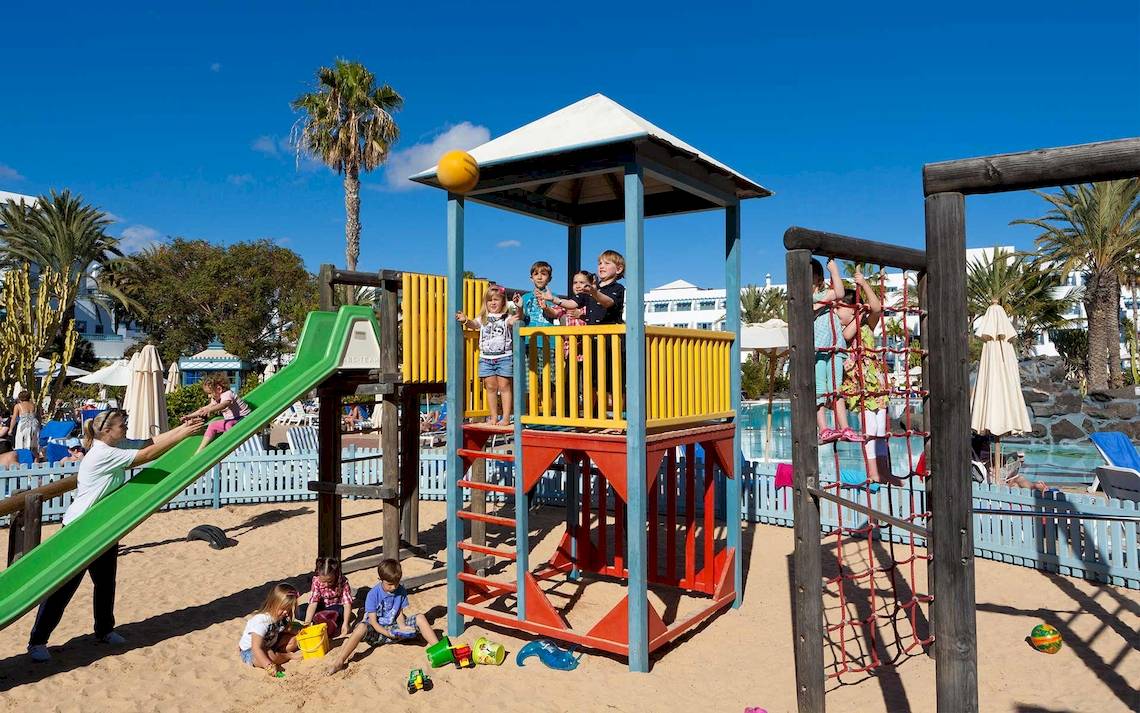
[{"left": 2, "top": 451, "right": 1137, "bottom": 589}]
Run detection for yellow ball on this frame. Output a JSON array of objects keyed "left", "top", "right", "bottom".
[{"left": 437, "top": 150, "right": 479, "bottom": 193}]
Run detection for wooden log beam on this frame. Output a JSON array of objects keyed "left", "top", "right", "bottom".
[
  {"left": 783, "top": 226, "right": 927, "bottom": 272},
  {"left": 379, "top": 274, "right": 402, "bottom": 561},
  {"left": 306, "top": 482, "right": 397, "bottom": 499},
  {"left": 318, "top": 264, "right": 335, "bottom": 311},
  {"left": 399, "top": 388, "right": 421, "bottom": 547},
  {"left": 317, "top": 392, "right": 342, "bottom": 560},
  {"left": 0, "top": 476, "right": 77, "bottom": 518},
  {"left": 923, "top": 137, "right": 1140, "bottom": 196},
  {"left": 786, "top": 247, "right": 825, "bottom": 713},
  {"left": 924, "top": 192, "right": 980, "bottom": 712},
  {"left": 329, "top": 268, "right": 383, "bottom": 288}
]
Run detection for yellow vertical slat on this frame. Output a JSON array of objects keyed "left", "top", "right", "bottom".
[
  {"left": 435, "top": 276, "right": 445, "bottom": 381},
  {"left": 611, "top": 334, "right": 622, "bottom": 422},
  {"left": 652, "top": 335, "right": 661, "bottom": 419},
  {"left": 420, "top": 276, "right": 430, "bottom": 382},
  {"left": 528, "top": 338, "right": 538, "bottom": 418},
  {"left": 541, "top": 339, "right": 552, "bottom": 418},
  {"left": 405, "top": 272, "right": 414, "bottom": 383},
  {"left": 721, "top": 340, "right": 729, "bottom": 411},
  {"left": 700, "top": 339, "right": 710, "bottom": 417},
  {"left": 427, "top": 276, "right": 437, "bottom": 382},
  {"left": 666, "top": 337, "right": 675, "bottom": 419},
  {"left": 569, "top": 336, "right": 579, "bottom": 420},
  {"left": 596, "top": 335, "right": 607, "bottom": 421},
  {"left": 685, "top": 338, "right": 695, "bottom": 417},
  {"left": 583, "top": 336, "right": 594, "bottom": 419},
  {"left": 555, "top": 336, "right": 565, "bottom": 419}
]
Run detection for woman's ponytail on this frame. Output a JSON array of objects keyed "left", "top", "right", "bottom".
[{"left": 82, "top": 418, "right": 96, "bottom": 450}]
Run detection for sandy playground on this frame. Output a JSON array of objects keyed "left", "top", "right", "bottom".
[{"left": 0, "top": 499, "right": 1137, "bottom": 713}]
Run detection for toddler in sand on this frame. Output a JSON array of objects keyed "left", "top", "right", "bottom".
[
  {"left": 238, "top": 583, "right": 301, "bottom": 675},
  {"left": 326, "top": 558, "right": 438, "bottom": 674},
  {"left": 298, "top": 556, "right": 354, "bottom": 638}
]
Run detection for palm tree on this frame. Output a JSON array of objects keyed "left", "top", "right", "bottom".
[
  {"left": 0, "top": 190, "right": 139, "bottom": 317},
  {"left": 966, "top": 247, "right": 1074, "bottom": 354},
  {"left": 292, "top": 60, "right": 403, "bottom": 271},
  {"left": 741, "top": 285, "right": 786, "bottom": 323},
  {"left": 1015, "top": 180, "right": 1140, "bottom": 391}
]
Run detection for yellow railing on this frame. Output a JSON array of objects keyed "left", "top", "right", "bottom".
[
  {"left": 645, "top": 326, "right": 734, "bottom": 428},
  {"left": 517, "top": 325, "right": 735, "bottom": 431},
  {"left": 400, "top": 272, "right": 489, "bottom": 417}
]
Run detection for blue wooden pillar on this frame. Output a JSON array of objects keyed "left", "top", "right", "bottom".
[
  {"left": 724, "top": 201, "right": 743, "bottom": 607},
  {"left": 445, "top": 194, "right": 465, "bottom": 637},
  {"left": 623, "top": 163, "right": 648, "bottom": 672},
  {"left": 566, "top": 224, "right": 582, "bottom": 579},
  {"left": 512, "top": 324, "right": 528, "bottom": 619}
]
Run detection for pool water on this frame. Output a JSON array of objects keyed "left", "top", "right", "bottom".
[{"left": 741, "top": 402, "right": 1102, "bottom": 485}]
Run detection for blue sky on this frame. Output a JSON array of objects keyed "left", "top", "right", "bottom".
[{"left": 2, "top": 1, "right": 1137, "bottom": 290}]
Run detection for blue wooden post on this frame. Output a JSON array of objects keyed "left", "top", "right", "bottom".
[
  {"left": 211, "top": 464, "right": 221, "bottom": 509},
  {"left": 624, "top": 163, "right": 649, "bottom": 672},
  {"left": 513, "top": 324, "right": 528, "bottom": 619},
  {"left": 445, "top": 194, "right": 465, "bottom": 637},
  {"left": 725, "top": 202, "right": 743, "bottom": 607},
  {"left": 566, "top": 224, "right": 582, "bottom": 579}
]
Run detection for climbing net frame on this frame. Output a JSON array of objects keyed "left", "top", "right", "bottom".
[{"left": 784, "top": 227, "right": 957, "bottom": 713}]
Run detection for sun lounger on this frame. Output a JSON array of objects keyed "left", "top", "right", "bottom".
[
  {"left": 287, "top": 426, "right": 320, "bottom": 453},
  {"left": 1087, "top": 431, "right": 1140, "bottom": 494},
  {"left": 1093, "top": 466, "right": 1140, "bottom": 502}
]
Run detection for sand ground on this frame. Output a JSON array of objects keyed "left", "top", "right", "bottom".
[{"left": 0, "top": 499, "right": 1137, "bottom": 713}]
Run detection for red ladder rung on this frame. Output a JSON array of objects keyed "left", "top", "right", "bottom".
[
  {"left": 458, "top": 542, "right": 517, "bottom": 560},
  {"left": 458, "top": 572, "right": 517, "bottom": 593},
  {"left": 458, "top": 511, "right": 516, "bottom": 527},
  {"left": 457, "top": 479, "right": 514, "bottom": 494},
  {"left": 457, "top": 448, "right": 515, "bottom": 462}
]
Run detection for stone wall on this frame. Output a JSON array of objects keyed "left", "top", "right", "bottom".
[{"left": 1015, "top": 357, "right": 1140, "bottom": 443}]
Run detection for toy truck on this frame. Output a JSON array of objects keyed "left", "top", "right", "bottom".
[{"left": 407, "top": 668, "right": 432, "bottom": 694}]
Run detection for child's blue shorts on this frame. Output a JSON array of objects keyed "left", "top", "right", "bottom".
[{"left": 478, "top": 356, "right": 513, "bottom": 378}]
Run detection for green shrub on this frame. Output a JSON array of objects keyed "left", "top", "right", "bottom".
[{"left": 166, "top": 384, "right": 209, "bottom": 429}]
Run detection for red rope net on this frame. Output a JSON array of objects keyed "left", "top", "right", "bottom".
[{"left": 816, "top": 266, "right": 933, "bottom": 683}]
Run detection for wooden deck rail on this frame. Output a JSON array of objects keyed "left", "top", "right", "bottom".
[{"left": 516, "top": 325, "right": 734, "bottom": 430}]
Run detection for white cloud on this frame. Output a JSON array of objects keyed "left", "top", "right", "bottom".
[
  {"left": 251, "top": 135, "right": 323, "bottom": 172},
  {"left": 382, "top": 122, "right": 490, "bottom": 191},
  {"left": 0, "top": 164, "right": 25, "bottom": 181},
  {"left": 252, "top": 135, "right": 281, "bottom": 157},
  {"left": 210, "top": 62, "right": 222, "bottom": 73},
  {"left": 118, "top": 224, "right": 163, "bottom": 253},
  {"left": 227, "top": 173, "right": 255, "bottom": 186},
  {"left": 102, "top": 212, "right": 125, "bottom": 223},
  {"left": 496, "top": 239, "right": 521, "bottom": 249}
]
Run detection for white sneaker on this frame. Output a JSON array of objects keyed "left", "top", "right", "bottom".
[
  {"left": 97, "top": 631, "right": 126, "bottom": 645},
  {"left": 28, "top": 645, "right": 51, "bottom": 662}
]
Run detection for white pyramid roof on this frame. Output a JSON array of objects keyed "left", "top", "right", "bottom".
[
  {"left": 410, "top": 94, "right": 767, "bottom": 195},
  {"left": 653, "top": 279, "right": 700, "bottom": 291},
  {"left": 0, "top": 191, "right": 38, "bottom": 206}
]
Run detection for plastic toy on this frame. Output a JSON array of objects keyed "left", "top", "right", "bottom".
[
  {"left": 296, "top": 622, "right": 330, "bottom": 659},
  {"left": 473, "top": 636, "right": 506, "bottom": 665},
  {"left": 426, "top": 636, "right": 456, "bottom": 667},
  {"left": 407, "top": 668, "right": 432, "bottom": 694},
  {"left": 452, "top": 642, "right": 475, "bottom": 669},
  {"left": 436, "top": 150, "right": 479, "bottom": 193},
  {"left": 1029, "top": 624, "right": 1063, "bottom": 654},
  {"left": 515, "top": 639, "right": 582, "bottom": 670}
]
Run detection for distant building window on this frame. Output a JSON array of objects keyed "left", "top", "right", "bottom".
[
  {"left": 95, "top": 324, "right": 104, "bottom": 335},
  {"left": 698, "top": 300, "right": 716, "bottom": 311},
  {"left": 697, "top": 322, "right": 713, "bottom": 330},
  {"left": 673, "top": 323, "right": 689, "bottom": 329},
  {"left": 674, "top": 301, "right": 692, "bottom": 311},
  {"left": 75, "top": 320, "right": 87, "bottom": 333},
  {"left": 717, "top": 300, "right": 726, "bottom": 309},
  {"left": 652, "top": 303, "right": 669, "bottom": 313}
]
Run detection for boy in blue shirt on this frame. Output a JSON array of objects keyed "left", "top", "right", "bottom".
[{"left": 325, "top": 558, "right": 438, "bottom": 674}]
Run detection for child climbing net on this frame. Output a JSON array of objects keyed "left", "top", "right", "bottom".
[{"left": 814, "top": 263, "right": 933, "bottom": 683}]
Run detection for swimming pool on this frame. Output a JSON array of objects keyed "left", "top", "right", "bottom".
[{"left": 740, "top": 402, "right": 1103, "bottom": 485}]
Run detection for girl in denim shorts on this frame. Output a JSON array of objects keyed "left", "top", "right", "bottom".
[{"left": 456, "top": 286, "right": 522, "bottom": 425}]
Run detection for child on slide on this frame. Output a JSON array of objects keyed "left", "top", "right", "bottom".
[{"left": 182, "top": 373, "right": 251, "bottom": 452}]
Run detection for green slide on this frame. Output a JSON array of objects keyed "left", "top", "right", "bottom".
[{"left": 0, "top": 306, "right": 382, "bottom": 631}]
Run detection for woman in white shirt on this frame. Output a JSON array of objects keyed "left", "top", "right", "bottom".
[{"left": 27, "top": 408, "right": 204, "bottom": 663}]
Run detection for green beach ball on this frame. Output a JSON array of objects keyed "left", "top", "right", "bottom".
[{"left": 1029, "top": 624, "right": 1063, "bottom": 654}]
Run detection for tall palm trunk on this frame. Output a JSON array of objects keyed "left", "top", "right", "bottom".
[
  {"left": 1085, "top": 272, "right": 1109, "bottom": 391},
  {"left": 1108, "top": 280, "right": 1123, "bottom": 388},
  {"left": 344, "top": 164, "right": 361, "bottom": 272},
  {"left": 1132, "top": 277, "right": 1139, "bottom": 384}
]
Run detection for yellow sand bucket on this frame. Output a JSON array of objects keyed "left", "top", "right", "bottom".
[
  {"left": 473, "top": 636, "right": 505, "bottom": 665},
  {"left": 296, "top": 623, "right": 329, "bottom": 659}
]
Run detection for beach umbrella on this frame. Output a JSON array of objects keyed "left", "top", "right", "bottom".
[
  {"left": 970, "top": 303, "right": 1031, "bottom": 480},
  {"left": 34, "top": 357, "right": 90, "bottom": 378},
  {"left": 743, "top": 319, "right": 789, "bottom": 461},
  {"left": 77, "top": 359, "right": 132, "bottom": 387},
  {"left": 10, "top": 381, "right": 23, "bottom": 400},
  {"left": 165, "top": 361, "right": 181, "bottom": 394},
  {"left": 263, "top": 360, "right": 277, "bottom": 380},
  {"left": 124, "top": 346, "right": 168, "bottom": 440}
]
